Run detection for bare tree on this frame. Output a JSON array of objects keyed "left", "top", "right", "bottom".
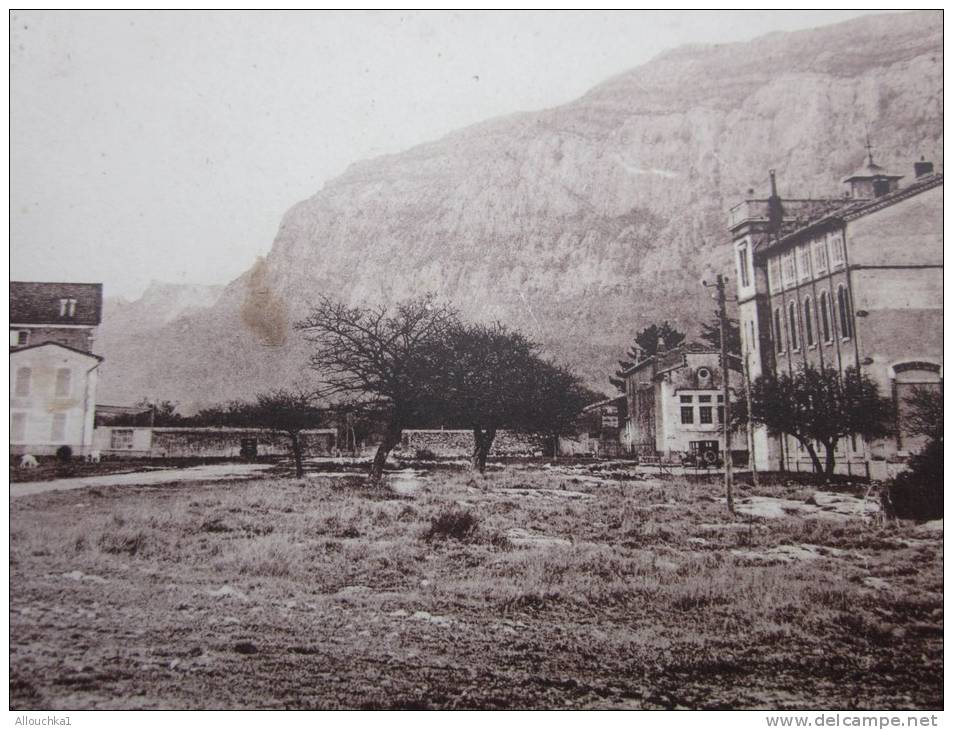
[
  {"left": 523, "top": 359, "right": 602, "bottom": 457},
  {"left": 429, "top": 322, "right": 539, "bottom": 474},
  {"left": 251, "top": 388, "right": 323, "bottom": 478},
  {"left": 295, "top": 294, "right": 456, "bottom": 484},
  {"left": 740, "top": 365, "right": 893, "bottom": 475}
]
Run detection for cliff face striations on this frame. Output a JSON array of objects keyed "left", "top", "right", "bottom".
[{"left": 96, "top": 11, "right": 942, "bottom": 409}]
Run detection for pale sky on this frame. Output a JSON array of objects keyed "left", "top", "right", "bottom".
[{"left": 11, "top": 10, "right": 896, "bottom": 300}]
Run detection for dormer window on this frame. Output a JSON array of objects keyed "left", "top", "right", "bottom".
[
  {"left": 768, "top": 257, "right": 781, "bottom": 294},
  {"left": 829, "top": 235, "right": 845, "bottom": 269},
  {"left": 59, "top": 298, "right": 77, "bottom": 317},
  {"left": 781, "top": 252, "right": 796, "bottom": 289},
  {"left": 872, "top": 177, "right": 891, "bottom": 198},
  {"left": 796, "top": 245, "right": 812, "bottom": 283}
]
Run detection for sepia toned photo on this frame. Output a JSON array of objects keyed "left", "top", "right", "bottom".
[{"left": 9, "top": 10, "right": 942, "bottom": 714}]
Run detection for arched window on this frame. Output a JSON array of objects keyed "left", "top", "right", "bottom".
[
  {"left": 819, "top": 291, "right": 832, "bottom": 343},
  {"left": 788, "top": 301, "right": 799, "bottom": 351},
  {"left": 837, "top": 285, "right": 853, "bottom": 339},
  {"left": 803, "top": 297, "right": 815, "bottom": 347},
  {"left": 773, "top": 308, "right": 784, "bottom": 354}
]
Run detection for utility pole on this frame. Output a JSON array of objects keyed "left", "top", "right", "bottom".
[
  {"left": 702, "top": 272, "right": 735, "bottom": 514},
  {"left": 743, "top": 349, "right": 759, "bottom": 488},
  {"left": 715, "top": 274, "right": 734, "bottom": 513}
]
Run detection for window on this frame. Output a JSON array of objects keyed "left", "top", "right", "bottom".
[
  {"left": 797, "top": 245, "right": 812, "bottom": 282},
  {"left": 773, "top": 308, "right": 784, "bottom": 354},
  {"left": 812, "top": 239, "right": 828, "bottom": 275},
  {"left": 110, "top": 429, "right": 135, "bottom": 450},
  {"left": 59, "top": 298, "right": 77, "bottom": 317},
  {"left": 803, "top": 297, "right": 815, "bottom": 347},
  {"left": 680, "top": 395, "right": 693, "bottom": 404},
  {"left": 14, "top": 367, "right": 31, "bottom": 397},
  {"left": 781, "top": 252, "right": 796, "bottom": 289},
  {"left": 698, "top": 395, "right": 712, "bottom": 403},
  {"left": 768, "top": 258, "right": 781, "bottom": 293},
  {"left": 54, "top": 368, "right": 72, "bottom": 398},
  {"left": 717, "top": 406, "right": 725, "bottom": 423},
  {"left": 10, "top": 330, "right": 29, "bottom": 347},
  {"left": 737, "top": 244, "right": 750, "bottom": 288},
  {"left": 830, "top": 234, "right": 845, "bottom": 269},
  {"left": 717, "top": 395, "right": 724, "bottom": 403},
  {"left": 788, "top": 301, "right": 799, "bottom": 351},
  {"left": 820, "top": 291, "right": 833, "bottom": 343},
  {"left": 11, "top": 413, "right": 26, "bottom": 442},
  {"left": 697, "top": 368, "right": 711, "bottom": 381},
  {"left": 680, "top": 407, "right": 694, "bottom": 425},
  {"left": 837, "top": 286, "right": 853, "bottom": 339},
  {"left": 699, "top": 407, "right": 713, "bottom": 424},
  {"left": 51, "top": 413, "right": 67, "bottom": 442}
]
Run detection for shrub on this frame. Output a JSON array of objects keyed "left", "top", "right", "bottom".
[
  {"left": 424, "top": 508, "right": 479, "bottom": 542},
  {"left": 55, "top": 445, "right": 73, "bottom": 463},
  {"left": 98, "top": 529, "right": 149, "bottom": 556},
  {"left": 885, "top": 438, "right": 942, "bottom": 521}
]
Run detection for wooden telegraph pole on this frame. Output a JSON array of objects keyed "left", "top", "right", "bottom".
[
  {"left": 743, "top": 349, "right": 759, "bottom": 488},
  {"left": 715, "top": 274, "right": 735, "bottom": 514}
]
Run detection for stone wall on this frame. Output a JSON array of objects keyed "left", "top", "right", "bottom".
[
  {"left": 398, "top": 429, "right": 545, "bottom": 458},
  {"left": 94, "top": 427, "right": 336, "bottom": 458}
]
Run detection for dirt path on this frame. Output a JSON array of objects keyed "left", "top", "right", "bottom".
[{"left": 10, "top": 464, "right": 273, "bottom": 498}]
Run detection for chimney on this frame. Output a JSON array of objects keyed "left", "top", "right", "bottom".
[
  {"left": 914, "top": 157, "right": 934, "bottom": 178},
  {"left": 767, "top": 169, "right": 783, "bottom": 236}
]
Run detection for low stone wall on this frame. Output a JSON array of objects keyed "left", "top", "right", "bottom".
[
  {"left": 93, "top": 427, "right": 336, "bottom": 458},
  {"left": 398, "top": 429, "right": 545, "bottom": 458}
]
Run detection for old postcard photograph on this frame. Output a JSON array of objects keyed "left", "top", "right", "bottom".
[{"left": 8, "top": 9, "right": 943, "bottom": 715}]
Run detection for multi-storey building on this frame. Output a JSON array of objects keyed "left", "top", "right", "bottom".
[
  {"left": 622, "top": 344, "right": 743, "bottom": 465},
  {"left": 730, "top": 154, "right": 942, "bottom": 477},
  {"left": 10, "top": 282, "right": 104, "bottom": 457}
]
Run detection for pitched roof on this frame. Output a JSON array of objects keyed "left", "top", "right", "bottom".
[
  {"left": 582, "top": 395, "right": 626, "bottom": 412},
  {"left": 760, "top": 173, "right": 943, "bottom": 255},
  {"left": 9, "top": 341, "right": 104, "bottom": 361},
  {"left": 618, "top": 343, "right": 736, "bottom": 377},
  {"left": 10, "top": 281, "right": 103, "bottom": 326},
  {"left": 842, "top": 157, "right": 903, "bottom": 183}
]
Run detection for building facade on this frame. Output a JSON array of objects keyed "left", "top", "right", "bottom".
[
  {"left": 10, "top": 282, "right": 104, "bottom": 457},
  {"left": 560, "top": 396, "right": 630, "bottom": 457},
  {"left": 622, "top": 344, "right": 743, "bottom": 464},
  {"left": 730, "top": 155, "right": 942, "bottom": 477}
]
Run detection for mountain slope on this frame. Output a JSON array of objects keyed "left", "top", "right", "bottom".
[{"left": 96, "top": 11, "right": 943, "bottom": 410}]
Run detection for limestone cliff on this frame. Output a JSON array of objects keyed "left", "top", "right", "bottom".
[{"left": 96, "top": 11, "right": 943, "bottom": 410}]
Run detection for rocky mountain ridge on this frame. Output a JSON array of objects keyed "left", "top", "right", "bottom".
[{"left": 95, "top": 11, "right": 943, "bottom": 411}]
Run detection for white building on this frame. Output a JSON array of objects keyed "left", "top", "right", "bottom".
[{"left": 10, "top": 282, "right": 104, "bottom": 457}]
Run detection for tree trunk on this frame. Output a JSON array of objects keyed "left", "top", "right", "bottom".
[
  {"left": 823, "top": 440, "right": 837, "bottom": 476},
  {"left": 799, "top": 438, "right": 824, "bottom": 474},
  {"left": 370, "top": 422, "right": 402, "bottom": 485},
  {"left": 471, "top": 427, "right": 497, "bottom": 474},
  {"left": 290, "top": 432, "right": 304, "bottom": 478}
]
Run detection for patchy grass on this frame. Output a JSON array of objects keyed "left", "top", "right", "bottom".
[{"left": 9, "top": 467, "right": 942, "bottom": 710}]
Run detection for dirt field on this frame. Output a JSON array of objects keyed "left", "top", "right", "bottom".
[{"left": 9, "top": 463, "right": 943, "bottom": 709}]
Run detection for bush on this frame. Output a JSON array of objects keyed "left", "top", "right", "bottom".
[
  {"left": 55, "top": 445, "right": 73, "bottom": 463},
  {"left": 885, "top": 438, "right": 942, "bottom": 521},
  {"left": 424, "top": 508, "right": 479, "bottom": 542}
]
